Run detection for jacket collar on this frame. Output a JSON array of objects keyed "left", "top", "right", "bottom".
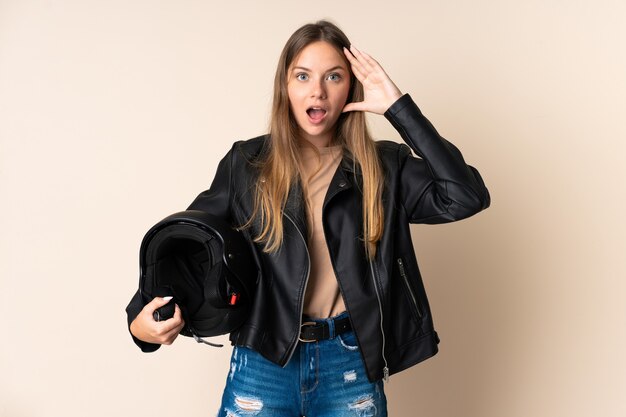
[
  {"left": 253, "top": 135, "right": 361, "bottom": 238},
  {"left": 283, "top": 151, "right": 360, "bottom": 239}
]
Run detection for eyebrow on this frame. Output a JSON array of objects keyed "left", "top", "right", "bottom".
[{"left": 292, "top": 65, "right": 346, "bottom": 72}]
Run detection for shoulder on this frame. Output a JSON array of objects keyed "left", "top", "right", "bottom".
[
  {"left": 235, "top": 134, "right": 269, "bottom": 154},
  {"left": 375, "top": 139, "right": 412, "bottom": 166},
  {"left": 225, "top": 134, "right": 270, "bottom": 166}
]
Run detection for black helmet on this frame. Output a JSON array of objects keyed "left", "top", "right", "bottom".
[{"left": 138, "top": 210, "right": 257, "bottom": 347}]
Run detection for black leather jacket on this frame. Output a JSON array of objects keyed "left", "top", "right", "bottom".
[{"left": 126, "top": 94, "right": 490, "bottom": 382}]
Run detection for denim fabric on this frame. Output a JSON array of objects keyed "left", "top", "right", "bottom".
[{"left": 217, "top": 311, "right": 387, "bottom": 417}]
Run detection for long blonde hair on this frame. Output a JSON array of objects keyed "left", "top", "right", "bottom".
[{"left": 243, "top": 20, "right": 384, "bottom": 259}]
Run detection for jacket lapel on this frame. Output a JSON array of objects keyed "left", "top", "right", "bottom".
[
  {"left": 283, "top": 152, "right": 361, "bottom": 240},
  {"left": 323, "top": 153, "right": 361, "bottom": 210},
  {"left": 283, "top": 178, "right": 309, "bottom": 238}
]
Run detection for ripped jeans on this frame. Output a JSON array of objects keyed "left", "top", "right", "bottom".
[{"left": 217, "top": 311, "right": 387, "bottom": 417}]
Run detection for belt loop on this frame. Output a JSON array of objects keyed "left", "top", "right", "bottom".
[{"left": 327, "top": 316, "right": 336, "bottom": 339}]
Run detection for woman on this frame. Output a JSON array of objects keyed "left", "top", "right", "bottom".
[{"left": 127, "top": 20, "right": 490, "bottom": 416}]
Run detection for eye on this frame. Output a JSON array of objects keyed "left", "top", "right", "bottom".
[
  {"left": 327, "top": 73, "right": 342, "bottom": 82},
  {"left": 296, "top": 73, "right": 309, "bottom": 81}
]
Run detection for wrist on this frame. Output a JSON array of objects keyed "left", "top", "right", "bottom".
[{"left": 385, "top": 92, "right": 403, "bottom": 112}]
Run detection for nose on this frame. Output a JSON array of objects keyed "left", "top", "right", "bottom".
[{"left": 310, "top": 77, "right": 327, "bottom": 99}]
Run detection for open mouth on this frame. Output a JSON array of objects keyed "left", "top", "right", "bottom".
[{"left": 306, "top": 107, "right": 327, "bottom": 123}]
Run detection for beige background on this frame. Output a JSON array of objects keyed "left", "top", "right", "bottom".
[{"left": 1, "top": 1, "right": 625, "bottom": 416}]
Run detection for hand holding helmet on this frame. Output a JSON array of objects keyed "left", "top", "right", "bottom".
[{"left": 130, "top": 296, "right": 185, "bottom": 345}]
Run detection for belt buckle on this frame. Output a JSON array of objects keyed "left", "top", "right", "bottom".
[{"left": 298, "top": 321, "right": 318, "bottom": 343}]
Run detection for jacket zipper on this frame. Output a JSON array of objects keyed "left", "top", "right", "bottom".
[
  {"left": 283, "top": 213, "right": 311, "bottom": 366},
  {"left": 369, "top": 258, "right": 389, "bottom": 382},
  {"left": 397, "top": 258, "right": 422, "bottom": 319}
]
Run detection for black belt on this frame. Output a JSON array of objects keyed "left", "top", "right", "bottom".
[{"left": 298, "top": 315, "right": 352, "bottom": 343}]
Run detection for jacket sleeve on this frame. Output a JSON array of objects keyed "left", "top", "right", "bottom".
[
  {"left": 124, "top": 143, "right": 236, "bottom": 352},
  {"left": 125, "top": 289, "right": 160, "bottom": 352},
  {"left": 385, "top": 94, "right": 490, "bottom": 223}
]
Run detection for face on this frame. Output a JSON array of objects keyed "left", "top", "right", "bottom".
[{"left": 287, "top": 41, "right": 351, "bottom": 147}]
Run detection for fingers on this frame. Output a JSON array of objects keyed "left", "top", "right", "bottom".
[
  {"left": 343, "top": 45, "right": 383, "bottom": 81},
  {"left": 158, "top": 303, "right": 185, "bottom": 332},
  {"left": 147, "top": 296, "right": 173, "bottom": 313},
  {"left": 343, "top": 47, "right": 363, "bottom": 75},
  {"left": 343, "top": 46, "right": 366, "bottom": 82},
  {"left": 153, "top": 304, "right": 185, "bottom": 345},
  {"left": 350, "top": 61, "right": 367, "bottom": 82},
  {"left": 349, "top": 45, "right": 377, "bottom": 73},
  {"left": 162, "top": 305, "right": 185, "bottom": 344}
]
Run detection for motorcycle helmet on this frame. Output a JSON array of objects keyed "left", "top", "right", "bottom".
[{"left": 138, "top": 210, "right": 257, "bottom": 347}]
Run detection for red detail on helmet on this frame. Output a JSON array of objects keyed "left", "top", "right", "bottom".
[{"left": 229, "top": 293, "right": 240, "bottom": 305}]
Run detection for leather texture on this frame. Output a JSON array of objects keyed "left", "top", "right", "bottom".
[{"left": 125, "top": 93, "right": 491, "bottom": 382}]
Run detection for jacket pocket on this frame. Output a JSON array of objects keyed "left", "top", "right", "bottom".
[{"left": 397, "top": 257, "right": 423, "bottom": 321}]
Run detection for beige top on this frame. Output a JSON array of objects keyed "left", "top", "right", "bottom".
[{"left": 297, "top": 143, "right": 346, "bottom": 318}]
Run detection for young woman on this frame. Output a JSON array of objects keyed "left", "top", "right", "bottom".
[{"left": 127, "top": 20, "right": 490, "bottom": 417}]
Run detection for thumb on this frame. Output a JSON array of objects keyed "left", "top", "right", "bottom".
[
  {"left": 342, "top": 101, "right": 368, "bottom": 113},
  {"left": 147, "top": 296, "right": 173, "bottom": 312}
]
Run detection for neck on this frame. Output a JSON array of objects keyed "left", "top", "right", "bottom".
[{"left": 299, "top": 134, "right": 336, "bottom": 149}]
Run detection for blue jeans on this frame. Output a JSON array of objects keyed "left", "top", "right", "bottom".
[{"left": 217, "top": 311, "right": 387, "bottom": 417}]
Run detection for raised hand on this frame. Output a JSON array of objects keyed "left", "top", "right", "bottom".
[{"left": 342, "top": 45, "right": 403, "bottom": 115}]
